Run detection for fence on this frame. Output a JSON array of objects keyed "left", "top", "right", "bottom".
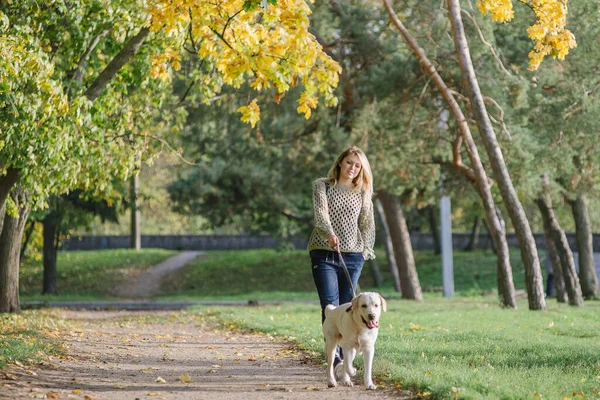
[{"left": 61, "top": 232, "right": 593, "bottom": 252}]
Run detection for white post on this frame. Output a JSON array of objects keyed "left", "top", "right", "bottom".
[{"left": 440, "top": 195, "right": 454, "bottom": 297}]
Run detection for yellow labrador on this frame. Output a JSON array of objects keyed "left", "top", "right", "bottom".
[{"left": 322, "top": 292, "right": 387, "bottom": 390}]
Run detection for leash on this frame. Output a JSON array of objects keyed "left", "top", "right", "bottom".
[{"left": 336, "top": 245, "right": 357, "bottom": 298}]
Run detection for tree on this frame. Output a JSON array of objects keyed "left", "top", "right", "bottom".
[
  {"left": 507, "top": 0, "right": 600, "bottom": 300},
  {"left": 382, "top": 0, "right": 518, "bottom": 308},
  {"left": 476, "top": 0, "right": 576, "bottom": 71},
  {"left": 536, "top": 174, "right": 582, "bottom": 306},
  {"left": 446, "top": 0, "right": 545, "bottom": 308},
  {"left": 0, "top": 0, "right": 341, "bottom": 313},
  {"left": 42, "top": 191, "right": 121, "bottom": 295},
  {"left": 378, "top": 191, "right": 422, "bottom": 300}
]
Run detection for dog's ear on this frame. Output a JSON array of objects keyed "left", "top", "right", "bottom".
[
  {"left": 350, "top": 294, "right": 361, "bottom": 313},
  {"left": 379, "top": 294, "right": 387, "bottom": 312}
]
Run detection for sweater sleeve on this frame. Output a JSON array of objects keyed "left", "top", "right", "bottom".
[
  {"left": 359, "top": 197, "right": 376, "bottom": 260},
  {"left": 313, "top": 180, "right": 335, "bottom": 237}
]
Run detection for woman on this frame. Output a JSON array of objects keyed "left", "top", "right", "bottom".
[{"left": 307, "top": 146, "right": 376, "bottom": 367}]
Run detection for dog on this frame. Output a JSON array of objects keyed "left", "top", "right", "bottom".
[{"left": 322, "top": 292, "right": 387, "bottom": 390}]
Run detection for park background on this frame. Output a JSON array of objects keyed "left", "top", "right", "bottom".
[{"left": 3, "top": 0, "right": 600, "bottom": 399}]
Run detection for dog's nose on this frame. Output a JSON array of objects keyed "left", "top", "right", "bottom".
[{"left": 368, "top": 314, "right": 376, "bottom": 320}]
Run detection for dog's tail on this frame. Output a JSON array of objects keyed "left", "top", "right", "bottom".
[{"left": 324, "top": 304, "right": 335, "bottom": 319}]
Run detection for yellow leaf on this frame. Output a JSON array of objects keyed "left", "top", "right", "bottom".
[
  {"left": 155, "top": 376, "right": 166, "bottom": 383},
  {"left": 71, "top": 389, "right": 82, "bottom": 395},
  {"left": 46, "top": 392, "right": 61, "bottom": 399},
  {"left": 237, "top": 99, "right": 261, "bottom": 128},
  {"left": 179, "top": 373, "right": 193, "bottom": 383}
]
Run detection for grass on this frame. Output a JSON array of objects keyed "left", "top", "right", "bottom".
[
  {"left": 20, "top": 248, "right": 177, "bottom": 301},
  {"left": 14, "top": 246, "right": 582, "bottom": 399},
  {"left": 194, "top": 298, "right": 600, "bottom": 399},
  {"left": 0, "top": 310, "right": 68, "bottom": 369},
  {"left": 157, "top": 248, "right": 533, "bottom": 301}
]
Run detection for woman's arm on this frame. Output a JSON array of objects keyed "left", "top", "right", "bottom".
[
  {"left": 313, "top": 180, "right": 335, "bottom": 238},
  {"left": 359, "top": 198, "right": 376, "bottom": 259}
]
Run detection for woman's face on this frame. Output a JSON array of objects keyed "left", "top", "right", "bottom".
[{"left": 339, "top": 153, "right": 362, "bottom": 182}]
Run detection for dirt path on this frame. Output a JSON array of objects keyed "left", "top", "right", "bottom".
[
  {"left": 113, "top": 251, "right": 202, "bottom": 299},
  {"left": 1, "top": 311, "right": 412, "bottom": 399}
]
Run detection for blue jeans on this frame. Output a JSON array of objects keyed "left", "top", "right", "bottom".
[{"left": 309, "top": 250, "right": 364, "bottom": 323}]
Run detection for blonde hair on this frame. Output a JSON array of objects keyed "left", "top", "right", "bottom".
[{"left": 325, "top": 146, "right": 373, "bottom": 204}]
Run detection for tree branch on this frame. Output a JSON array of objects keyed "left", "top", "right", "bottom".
[
  {"left": 69, "top": 27, "right": 111, "bottom": 84},
  {"left": 483, "top": 95, "right": 512, "bottom": 139},
  {"left": 149, "top": 134, "right": 199, "bottom": 166},
  {"left": 85, "top": 27, "right": 150, "bottom": 101},
  {"left": 281, "top": 210, "right": 313, "bottom": 226},
  {"left": 460, "top": 10, "right": 516, "bottom": 79},
  {"left": 565, "top": 81, "right": 600, "bottom": 120}
]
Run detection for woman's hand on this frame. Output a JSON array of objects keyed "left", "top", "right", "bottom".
[{"left": 328, "top": 234, "right": 340, "bottom": 251}]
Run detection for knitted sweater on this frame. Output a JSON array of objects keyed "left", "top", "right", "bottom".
[{"left": 307, "top": 179, "right": 376, "bottom": 260}]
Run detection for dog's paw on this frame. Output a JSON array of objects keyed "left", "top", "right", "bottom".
[
  {"left": 328, "top": 380, "right": 337, "bottom": 388},
  {"left": 341, "top": 379, "right": 354, "bottom": 387},
  {"left": 365, "top": 382, "right": 377, "bottom": 390}
]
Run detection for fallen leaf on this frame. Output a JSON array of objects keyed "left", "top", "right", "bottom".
[
  {"left": 71, "top": 389, "right": 82, "bottom": 395},
  {"left": 155, "top": 377, "right": 166, "bottom": 383},
  {"left": 148, "top": 392, "right": 159, "bottom": 396},
  {"left": 179, "top": 373, "right": 193, "bottom": 383},
  {"left": 45, "top": 393, "right": 61, "bottom": 399},
  {"left": 248, "top": 356, "right": 257, "bottom": 361},
  {"left": 140, "top": 368, "right": 155, "bottom": 374},
  {"left": 113, "top": 385, "right": 126, "bottom": 389}
]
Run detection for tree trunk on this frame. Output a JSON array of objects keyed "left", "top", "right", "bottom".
[
  {"left": 42, "top": 213, "right": 59, "bottom": 295},
  {"left": 368, "top": 259, "right": 384, "bottom": 288},
  {"left": 569, "top": 194, "right": 599, "bottom": 300},
  {"left": 481, "top": 220, "right": 496, "bottom": 253},
  {"left": 0, "top": 169, "right": 21, "bottom": 234},
  {"left": 19, "top": 220, "right": 36, "bottom": 260},
  {"left": 0, "top": 187, "right": 31, "bottom": 313},
  {"left": 464, "top": 216, "right": 481, "bottom": 251},
  {"left": 544, "top": 232, "right": 568, "bottom": 303},
  {"left": 382, "top": 0, "right": 516, "bottom": 309},
  {"left": 447, "top": 0, "right": 545, "bottom": 310},
  {"left": 374, "top": 198, "right": 402, "bottom": 292},
  {"left": 535, "top": 178, "right": 582, "bottom": 306},
  {"left": 427, "top": 205, "right": 441, "bottom": 255},
  {"left": 378, "top": 191, "right": 422, "bottom": 300},
  {"left": 130, "top": 174, "right": 141, "bottom": 250},
  {"left": 488, "top": 206, "right": 516, "bottom": 308}
]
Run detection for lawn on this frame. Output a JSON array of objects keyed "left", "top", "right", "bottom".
[
  {"left": 20, "top": 248, "right": 177, "bottom": 301},
  {"left": 197, "top": 298, "right": 600, "bottom": 399},
  {"left": 157, "top": 248, "right": 532, "bottom": 301}
]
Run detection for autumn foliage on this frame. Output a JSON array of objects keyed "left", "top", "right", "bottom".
[
  {"left": 477, "top": 0, "right": 576, "bottom": 70},
  {"left": 148, "top": 0, "right": 341, "bottom": 126}
]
